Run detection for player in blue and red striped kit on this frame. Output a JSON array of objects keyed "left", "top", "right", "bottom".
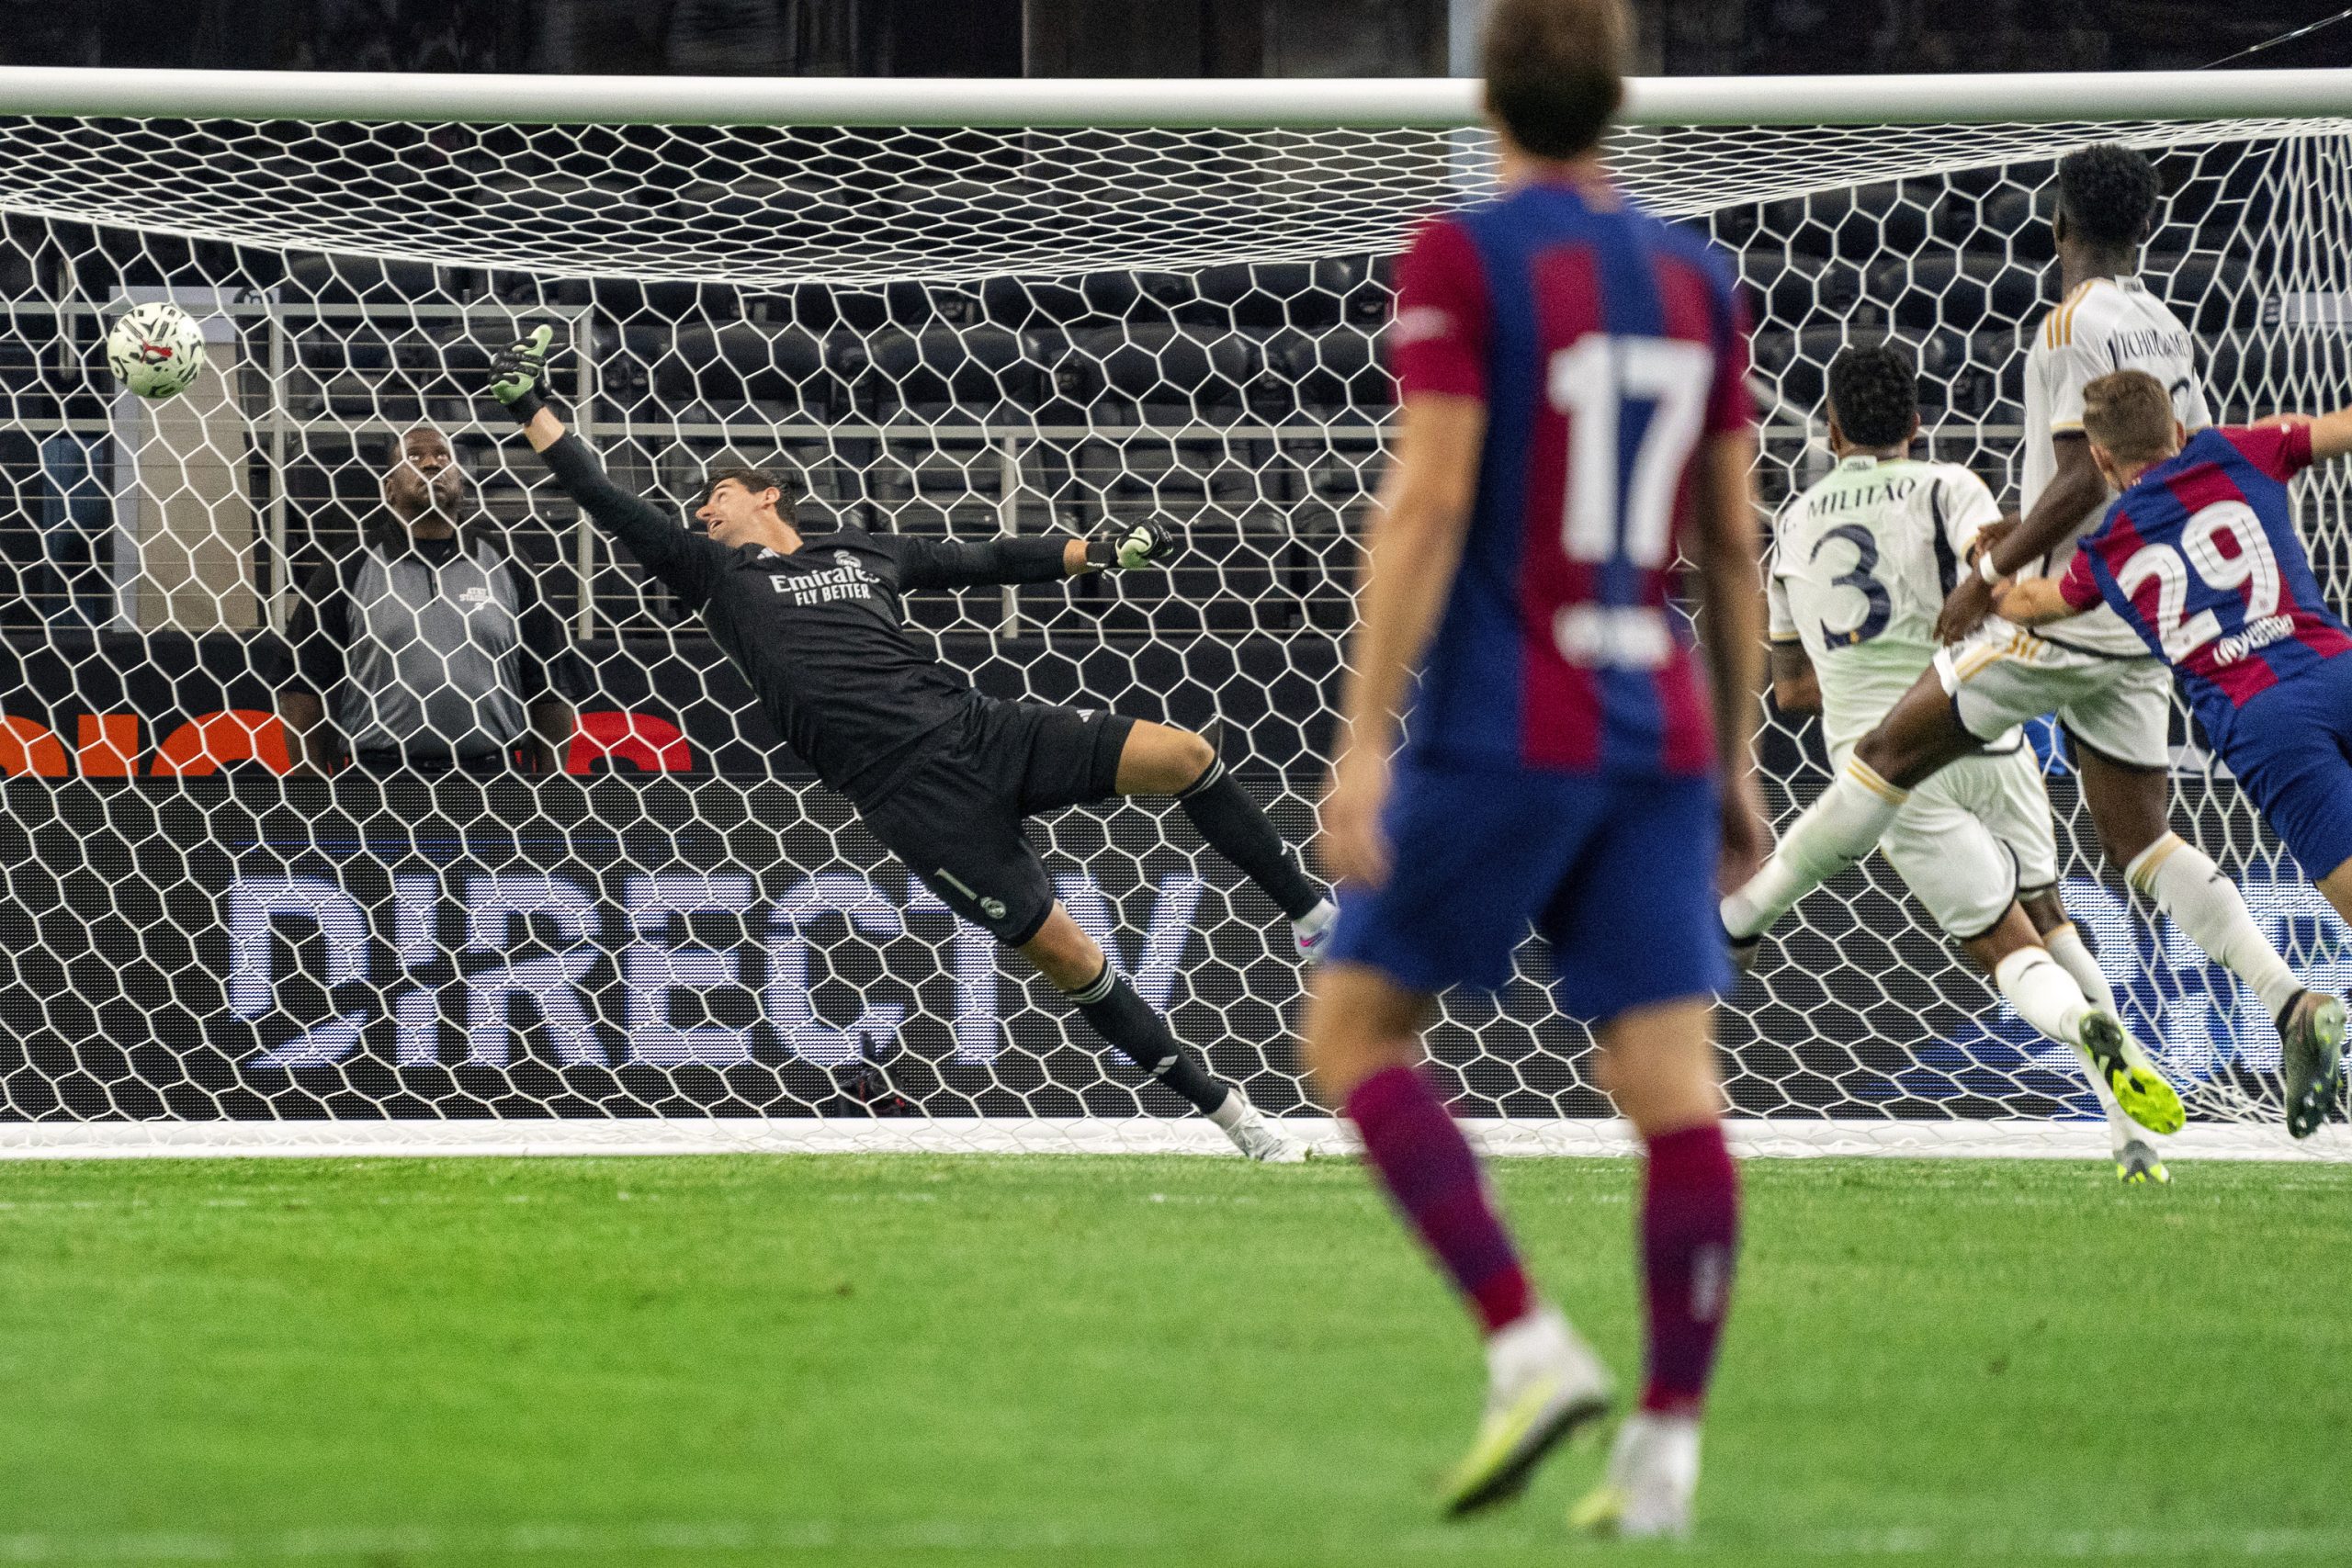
[
  {"left": 1998, "top": 367, "right": 2352, "bottom": 1137},
  {"left": 1300, "top": 0, "right": 1767, "bottom": 1538}
]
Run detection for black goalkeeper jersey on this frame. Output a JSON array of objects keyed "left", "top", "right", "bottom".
[{"left": 542, "top": 434, "right": 1069, "bottom": 803}]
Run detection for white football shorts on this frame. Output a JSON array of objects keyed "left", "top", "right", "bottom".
[
  {"left": 1932, "top": 618, "right": 2172, "bottom": 773},
  {"left": 1864, "top": 741, "right": 2062, "bottom": 942}
]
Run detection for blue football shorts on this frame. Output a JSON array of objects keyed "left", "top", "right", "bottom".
[
  {"left": 1324, "top": 760, "right": 1728, "bottom": 1021},
  {"left": 2219, "top": 656, "right": 2352, "bottom": 883}
]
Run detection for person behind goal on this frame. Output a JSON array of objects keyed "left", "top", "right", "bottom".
[
  {"left": 1304, "top": 0, "right": 1762, "bottom": 1537},
  {"left": 1721, "top": 143, "right": 2337, "bottom": 1086},
  {"left": 1997, "top": 369, "right": 2352, "bottom": 1136},
  {"left": 483, "top": 330, "right": 1334, "bottom": 1161},
  {"left": 1769, "top": 345, "right": 2177, "bottom": 1179}
]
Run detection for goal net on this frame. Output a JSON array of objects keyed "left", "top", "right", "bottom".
[{"left": 2, "top": 71, "right": 2349, "bottom": 1157}]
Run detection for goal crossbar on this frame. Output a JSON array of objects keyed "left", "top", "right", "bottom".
[{"left": 5, "top": 66, "right": 2352, "bottom": 130}]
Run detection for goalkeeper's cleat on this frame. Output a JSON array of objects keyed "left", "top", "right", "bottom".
[
  {"left": 1442, "top": 1306, "right": 1612, "bottom": 1517},
  {"left": 1569, "top": 1412, "right": 1701, "bottom": 1540},
  {"left": 1219, "top": 1102, "right": 1306, "bottom": 1164},
  {"left": 2075, "top": 1009, "right": 2185, "bottom": 1136},
  {"left": 1292, "top": 897, "right": 1339, "bottom": 960},
  {"left": 2114, "top": 1139, "right": 2170, "bottom": 1186},
  {"left": 2279, "top": 989, "right": 2347, "bottom": 1140}
]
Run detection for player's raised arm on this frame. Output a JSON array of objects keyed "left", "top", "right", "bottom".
[
  {"left": 1938, "top": 433, "right": 2107, "bottom": 641},
  {"left": 486, "top": 326, "right": 722, "bottom": 604},
  {"left": 887, "top": 520, "right": 1174, "bottom": 590},
  {"left": 2301, "top": 407, "right": 2352, "bottom": 465}
]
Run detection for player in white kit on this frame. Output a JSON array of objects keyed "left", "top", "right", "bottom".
[
  {"left": 1723, "top": 145, "right": 2336, "bottom": 1168},
  {"left": 1765, "top": 345, "right": 2169, "bottom": 1179}
]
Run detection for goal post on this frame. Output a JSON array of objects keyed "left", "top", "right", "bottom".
[{"left": 2, "top": 68, "right": 2351, "bottom": 1159}]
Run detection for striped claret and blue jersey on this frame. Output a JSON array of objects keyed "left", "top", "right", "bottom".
[
  {"left": 1389, "top": 177, "right": 1752, "bottom": 777},
  {"left": 2060, "top": 423, "right": 2352, "bottom": 745}
]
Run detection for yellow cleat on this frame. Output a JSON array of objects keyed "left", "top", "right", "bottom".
[
  {"left": 2115, "top": 1140, "right": 2170, "bottom": 1185},
  {"left": 2078, "top": 1010, "right": 2185, "bottom": 1136},
  {"left": 1567, "top": 1480, "right": 1630, "bottom": 1536},
  {"left": 1572, "top": 1414, "right": 1702, "bottom": 1540},
  {"left": 1442, "top": 1309, "right": 1612, "bottom": 1517}
]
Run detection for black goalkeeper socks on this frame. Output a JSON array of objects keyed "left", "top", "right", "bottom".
[
  {"left": 1176, "top": 756, "right": 1322, "bottom": 921},
  {"left": 1067, "top": 961, "right": 1231, "bottom": 1115}
]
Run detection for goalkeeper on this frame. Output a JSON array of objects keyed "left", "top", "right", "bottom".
[{"left": 489, "top": 328, "right": 1330, "bottom": 1160}]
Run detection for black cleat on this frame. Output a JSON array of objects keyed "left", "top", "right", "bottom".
[{"left": 2279, "top": 990, "right": 2347, "bottom": 1140}]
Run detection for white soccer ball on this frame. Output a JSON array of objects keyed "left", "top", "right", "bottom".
[{"left": 106, "top": 302, "right": 207, "bottom": 400}]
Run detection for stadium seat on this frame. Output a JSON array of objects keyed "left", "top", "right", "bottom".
[
  {"left": 858, "top": 324, "right": 1040, "bottom": 419},
  {"left": 2145, "top": 252, "right": 2256, "bottom": 332},
  {"left": 658, "top": 321, "right": 842, "bottom": 419},
  {"left": 1034, "top": 323, "right": 1258, "bottom": 423},
  {"left": 1867, "top": 254, "right": 2049, "bottom": 334},
  {"left": 284, "top": 254, "right": 447, "bottom": 305},
  {"left": 1738, "top": 254, "right": 1866, "bottom": 328},
  {"left": 1258, "top": 329, "right": 1387, "bottom": 422}
]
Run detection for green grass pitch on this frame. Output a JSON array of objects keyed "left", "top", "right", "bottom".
[{"left": 1, "top": 1154, "right": 2346, "bottom": 1566}]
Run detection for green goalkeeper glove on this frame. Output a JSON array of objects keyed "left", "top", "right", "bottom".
[
  {"left": 488, "top": 325, "right": 554, "bottom": 423},
  {"left": 1085, "top": 519, "right": 1174, "bottom": 571}
]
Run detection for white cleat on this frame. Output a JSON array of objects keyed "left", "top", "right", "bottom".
[
  {"left": 1292, "top": 897, "right": 1339, "bottom": 960},
  {"left": 1442, "top": 1306, "right": 1614, "bottom": 1516},
  {"left": 1219, "top": 1102, "right": 1306, "bottom": 1163},
  {"left": 1570, "top": 1412, "right": 1702, "bottom": 1540}
]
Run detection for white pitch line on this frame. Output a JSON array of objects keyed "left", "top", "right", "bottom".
[{"left": 4, "top": 1115, "right": 2348, "bottom": 1162}]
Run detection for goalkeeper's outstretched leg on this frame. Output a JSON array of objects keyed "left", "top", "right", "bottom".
[
  {"left": 1018, "top": 905, "right": 1300, "bottom": 1162},
  {"left": 1111, "top": 719, "right": 1337, "bottom": 956}
]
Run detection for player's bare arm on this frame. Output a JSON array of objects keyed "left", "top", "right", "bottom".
[
  {"left": 1769, "top": 642, "right": 1822, "bottom": 714},
  {"left": 1320, "top": 391, "right": 1484, "bottom": 889},
  {"left": 1936, "top": 433, "right": 2107, "bottom": 641},
  {"left": 1689, "top": 432, "right": 1770, "bottom": 889},
  {"left": 1989, "top": 576, "right": 2076, "bottom": 627}
]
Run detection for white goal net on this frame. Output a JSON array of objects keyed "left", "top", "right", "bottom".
[{"left": 3, "top": 70, "right": 2350, "bottom": 1157}]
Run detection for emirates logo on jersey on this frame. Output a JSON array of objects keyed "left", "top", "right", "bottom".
[{"left": 772, "top": 551, "right": 876, "bottom": 607}]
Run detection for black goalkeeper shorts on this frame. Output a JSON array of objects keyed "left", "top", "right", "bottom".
[{"left": 861, "top": 700, "right": 1136, "bottom": 946}]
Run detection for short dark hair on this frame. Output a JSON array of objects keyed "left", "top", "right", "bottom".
[
  {"left": 2081, "top": 369, "right": 2177, "bottom": 463},
  {"left": 1826, "top": 344, "right": 1918, "bottom": 449},
  {"left": 2057, "top": 144, "right": 2160, "bottom": 249},
  {"left": 703, "top": 464, "right": 796, "bottom": 516},
  {"left": 1482, "top": 0, "right": 1627, "bottom": 161}
]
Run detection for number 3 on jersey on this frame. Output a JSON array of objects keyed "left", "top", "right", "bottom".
[
  {"left": 2115, "top": 500, "right": 2281, "bottom": 660},
  {"left": 1548, "top": 333, "right": 1714, "bottom": 567}
]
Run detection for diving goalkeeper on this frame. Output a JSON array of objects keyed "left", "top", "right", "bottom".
[{"left": 488, "top": 328, "right": 1330, "bottom": 1160}]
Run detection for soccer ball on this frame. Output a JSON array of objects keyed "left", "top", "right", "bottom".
[{"left": 106, "top": 302, "right": 207, "bottom": 400}]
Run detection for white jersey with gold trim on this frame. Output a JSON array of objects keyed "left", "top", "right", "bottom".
[
  {"left": 1770, "top": 454, "right": 2003, "bottom": 757},
  {"left": 2021, "top": 274, "right": 2211, "bottom": 657}
]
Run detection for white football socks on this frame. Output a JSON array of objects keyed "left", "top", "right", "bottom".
[
  {"left": 1993, "top": 947, "right": 2092, "bottom": 1050},
  {"left": 2041, "top": 923, "right": 2141, "bottom": 1151},
  {"left": 1721, "top": 759, "right": 1908, "bottom": 941},
  {"left": 2129, "top": 834, "right": 2301, "bottom": 1020}
]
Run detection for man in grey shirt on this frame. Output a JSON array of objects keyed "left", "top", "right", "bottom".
[{"left": 270, "top": 426, "right": 584, "bottom": 775}]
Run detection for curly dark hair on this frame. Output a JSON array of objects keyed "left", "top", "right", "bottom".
[
  {"left": 1826, "top": 344, "right": 1917, "bottom": 449},
  {"left": 703, "top": 464, "right": 797, "bottom": 516},
  {"left": 2056, "top": 143, "right": 2160, "bottom": 249}
]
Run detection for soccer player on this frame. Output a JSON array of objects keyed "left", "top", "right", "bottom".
[
  {"left": 1719, "top": 143, "right": 2339, "bottom": 1092},
  {"left": 482, "top": 328, "right": 1333, "bottom": 1161},
  {"left": 1769, "top": 345, "right": 2176, "bottom": 1177},
  {"left": 1304, "top": 0, "right": 1760, "bottom": 1537},
  {"left": 1995, "top": 368, "right": 2352, "bottom": 1136}
]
